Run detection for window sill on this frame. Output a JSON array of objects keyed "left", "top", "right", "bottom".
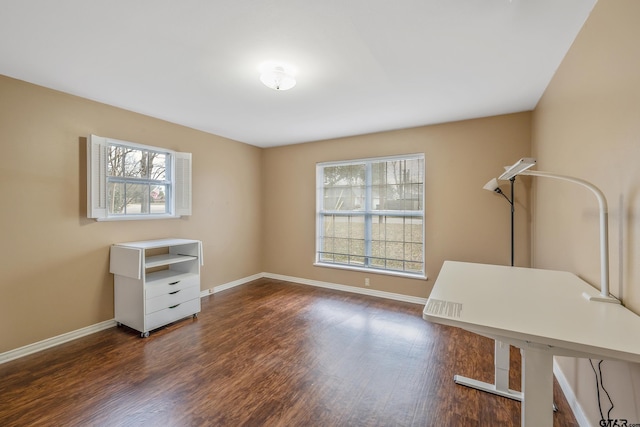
[
  {"left": 314, "top": 262, "right": 428, "bottom": 281},
  {"left": 95, "top": 214, "right": 182, "bottom": 222}
]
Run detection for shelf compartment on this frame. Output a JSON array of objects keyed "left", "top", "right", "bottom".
[{"left": 145, "top": 253, "right": 198, "bottom": 269}]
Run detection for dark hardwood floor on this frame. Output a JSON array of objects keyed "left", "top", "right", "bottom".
[{"left": 0, "top": 278, "right": 578, "bottom": 426}]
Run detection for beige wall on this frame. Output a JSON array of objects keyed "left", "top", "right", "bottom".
[
  {"left": 0, "top": 75, "right": 263, "bottom": 353},
  {"left": 262, "top": 113, "right": 532, "bottom": 298},
  {"left": 1, "top": 74, "right": 531, "bottom": 356},
  {"left": 7, "top": 2, "right": 636, "bottom": 420},
  {"left": 532, "top": 0, "right": 640, "bottom": 422}
]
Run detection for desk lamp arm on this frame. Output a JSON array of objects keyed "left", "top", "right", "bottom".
[{"left": 520, "top": 170, "right": 619, "bottom": 304}]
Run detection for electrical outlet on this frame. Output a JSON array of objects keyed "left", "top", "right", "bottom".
[{"left": 364, "top": 278, "right": 370, "bottom": 287}]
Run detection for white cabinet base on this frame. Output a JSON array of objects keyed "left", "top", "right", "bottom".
[{"left": 110, "top": 238, "right": 203, "bottom": 337}]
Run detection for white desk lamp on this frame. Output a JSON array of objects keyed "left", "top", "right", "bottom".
[{"left": 499, "top": 157, "right": 619, "bottom": 304}]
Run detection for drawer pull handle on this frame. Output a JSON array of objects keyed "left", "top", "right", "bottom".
[
  {"left": 169, "top": 290, "right": 180, "bottom": 295},
  {"left": 169, "top": 281, "right": 180, "bottom": 286},
  {"left": 169, "top": 304, "right": 180, "bottom": 309}
]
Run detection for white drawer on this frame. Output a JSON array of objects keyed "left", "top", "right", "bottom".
[
  {"left": 145, "top": 298, "right": 200, "bottom": 331},
  {"left": 145, "top": 285, "right": 200, "bottom": 314},
  {"left": 145, "top": 274, "right": 199, "bottom": 299}
]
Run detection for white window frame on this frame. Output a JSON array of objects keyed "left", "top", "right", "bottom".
[
  {"left": 87, "top": 134, "right": 192, "bottom": 221},
  {"left": 315, "top": 153, "right": 426, "bottom": 279}
]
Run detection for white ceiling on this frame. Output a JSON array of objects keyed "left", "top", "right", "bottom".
[{"left": 0, "top": 0, "right": 596, "bottom": 147}]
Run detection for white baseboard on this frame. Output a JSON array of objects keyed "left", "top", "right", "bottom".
[
  {"left": 554, "top": 358, "right": 592, "bottom": 427},
  {"left": 202, "top": 272, "right": 427, "bottom": 305},
  {"left": 263, "top": 272, "right": 428, "bottom": 305},
  {"left": 2, "top": 272, "right": 425, "bottom": 365},
  {"left": 0, "top": 319, "right": 117, "bottom": 365},
  {"left": 200, "top": 273, "right": 264, "bottom": 297}
]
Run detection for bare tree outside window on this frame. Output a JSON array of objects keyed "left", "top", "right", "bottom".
[{"left": 106, "top": 145, "right": 169, "bottom": 215}]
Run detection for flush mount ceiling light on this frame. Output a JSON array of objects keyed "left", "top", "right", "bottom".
[{"left": 259, "top": 62, "right": 297, "bottom": 91}]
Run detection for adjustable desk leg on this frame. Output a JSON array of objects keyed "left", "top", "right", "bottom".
[
  {"left": 454, "top": 340, "right": 523, "bottom": 401},
  {"left": 521, "top": 346, "right": 554, "bottom": 427},
  {"left": 495, "top": 340, "right": 512, "bottom": 392}
]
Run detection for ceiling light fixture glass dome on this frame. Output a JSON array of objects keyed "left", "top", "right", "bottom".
[{"left": 259, "top": 63, "right": 296, "bottom": 91}]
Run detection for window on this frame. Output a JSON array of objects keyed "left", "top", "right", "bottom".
[
  {"left": 87, "top": 134, "right": 192, "bottom": 220},
  {"left": 316, "top": 154, "right": 425, "bottom": 278}
]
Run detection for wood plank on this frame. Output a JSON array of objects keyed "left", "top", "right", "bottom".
[{"left": 0, "top": 278, "right": 578, "bottom": 426}]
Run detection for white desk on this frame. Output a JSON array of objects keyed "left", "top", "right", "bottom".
[{"left": 423, "top": 261, "right": 640, "bottom": 427}]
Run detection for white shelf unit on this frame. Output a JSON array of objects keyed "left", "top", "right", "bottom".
[{"left": 110, "top": 238, "right": 203, "bottom": 337}]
